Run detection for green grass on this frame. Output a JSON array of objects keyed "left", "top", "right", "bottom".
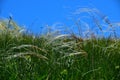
[{"left": 0, "top": 19, "right": 120, "bottom": 80}]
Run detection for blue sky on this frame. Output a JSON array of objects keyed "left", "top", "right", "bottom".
[{"left": 0, "top": 0, "right": 120, "bottom": 35}]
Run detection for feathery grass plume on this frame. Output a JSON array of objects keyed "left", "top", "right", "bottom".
[
  {"left": 58, "top": 51, "right": 88, "bottom": 60},
  {"left": 49, "top": 34, "right": 70, "bottom": 44},
  {"left": 6, "top": 44, "right": 47, "bottom": 54},
  {"left": 0, "top": 18, "right": 25, "bottom": 37},
  {"left": 72, "top": 8, "right": 118, "bottom": 39},
  {"left": 5, "top": 52, "right": 48, "bottom": 60},
  {"left": 0, "top": 19, "right": 8, "bottom": 32}
]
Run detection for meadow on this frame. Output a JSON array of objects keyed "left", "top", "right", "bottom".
[{"left": 0, "top": 15, "right": 120, "bottom": 80}]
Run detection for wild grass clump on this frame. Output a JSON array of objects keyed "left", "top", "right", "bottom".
[{"left": 0, "top": 9, "right": 120, "bottom": 80}]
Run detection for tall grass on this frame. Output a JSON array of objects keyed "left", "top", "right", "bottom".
[{"left": 0, "top": 9, "right": 120, "bottom": 80}]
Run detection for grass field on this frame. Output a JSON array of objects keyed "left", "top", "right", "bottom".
[{"left": 0, "top": 18, "right": 120, "bottom": 80}]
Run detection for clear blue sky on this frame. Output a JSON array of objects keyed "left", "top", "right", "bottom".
[{"left": 0, "top": 0, "right": 120, "bottom": 35}]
